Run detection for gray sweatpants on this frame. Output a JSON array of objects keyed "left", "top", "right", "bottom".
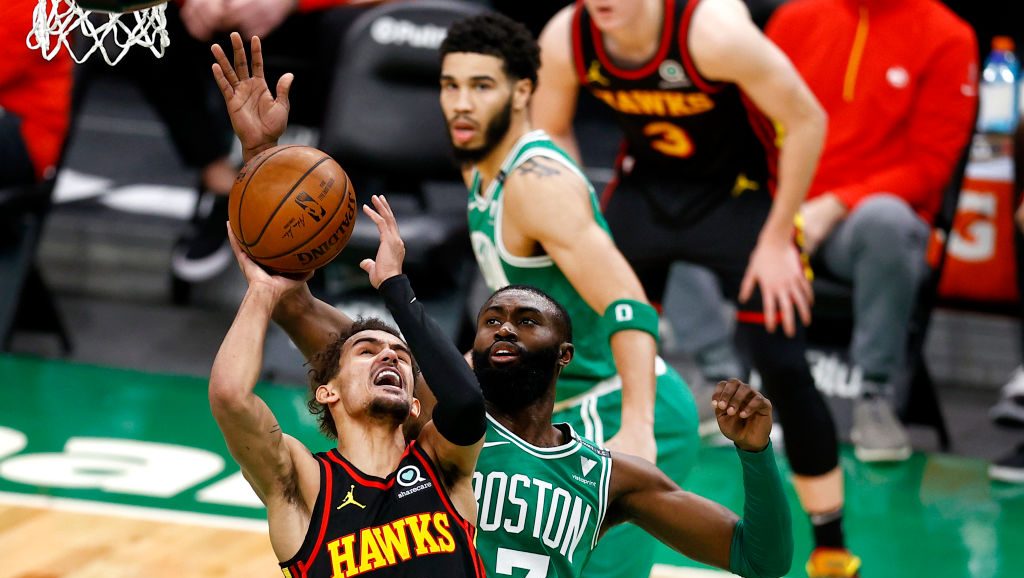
[
  {"left": 662, "top": 194, "right": 931, "bottom": 394},
  {"left": 816, "top": 194, "right": 931, "bottom": 388}
]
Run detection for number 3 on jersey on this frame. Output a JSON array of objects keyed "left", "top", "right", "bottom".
[
  {"left": 643, "top": 121, "right": 694, "bottom": 158},
  {"left": 496, "top": 547, "right": 551, "bottom": 578}
]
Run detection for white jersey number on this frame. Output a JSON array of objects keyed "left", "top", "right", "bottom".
[
  {"left": 471, "top": 231, "right": 511, "bottom": 290},
  {"left": 496, "top": 547, "right": 551, "bottom": 578}
]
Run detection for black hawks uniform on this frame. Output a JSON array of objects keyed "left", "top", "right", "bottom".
[
  {"left": 572, "top": 0, "right": 785, "bottom": 309},
  {"left": 279, "top": 442, "right": 484, "bottom": 578},
  {"left": 570, "top": 5, "right": 841, "bottom": 578}
]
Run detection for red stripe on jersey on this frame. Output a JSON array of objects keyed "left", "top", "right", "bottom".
[
  {"left": 325, "top": 445, "right": 413, "bottom": 490},
  {"left": 572, "top": 1, "right": 588, "bottom": 82},
  {"left": 599, "top": 142, "right": 629, "bottom": 210},
  {"left": 591, "top": 0, "right": 676, "bottom": 80},
  {"left": 299, "top": 455, "right": 335, "bottom": 576},
  {"left": 677, "top": 0, "right": 723, "bottom": 94},
  {"left": 410, "top": 444, "right": 486, "bottom": 578}
]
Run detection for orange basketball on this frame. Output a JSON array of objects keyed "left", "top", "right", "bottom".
[{"left": 229, "top": 145, "right": 357, "bottom": 274}]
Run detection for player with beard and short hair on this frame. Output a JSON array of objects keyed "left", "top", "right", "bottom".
[
  {"left": 209, "top": 193, "right": 487, "bottom": 578},
  {"left": 439, "top": 14, "right": 703, "bottom": 576},
  {"left": 469, "top": 285, "right": 793, "bottom": 578}
]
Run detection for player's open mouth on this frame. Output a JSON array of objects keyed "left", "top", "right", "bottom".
[
  {"left": 372, "top": 368, "right": 404, "bottom": 390},
  {"left": 489, "top": 342, "right": 522, "bottom": 365},
  {"left": 451, "top": 120, "right": 477, "bottom": 144}
]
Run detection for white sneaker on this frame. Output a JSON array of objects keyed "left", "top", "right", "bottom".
[
  {"left": 990, "top": 366, "right": 1024, "bottom": 428},
  {"left": 851, "top": 396, "right": 912, "bottom": 462}
]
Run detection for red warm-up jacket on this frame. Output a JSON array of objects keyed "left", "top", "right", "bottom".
[
  {"left": 0, "top": 0, "right": 73, "bottom": 180},
  {"left": 767, "top": 0, "right": 978, "bottom": 223}
]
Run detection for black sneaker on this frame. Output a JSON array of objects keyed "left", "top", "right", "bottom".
[
  {"left": 171, "top": 194, "right": 232, "bottom": 283},
  {"left": 990, "top": 444, "right": 1024, "bottom": 483}
]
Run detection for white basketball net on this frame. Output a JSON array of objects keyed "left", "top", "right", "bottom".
[{"left": 27, "top": 0, "right": 170, "bottom": 65}]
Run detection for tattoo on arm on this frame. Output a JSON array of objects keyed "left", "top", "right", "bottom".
[{"left": 516, "top": 158, "right": 562, "bottom": 178}]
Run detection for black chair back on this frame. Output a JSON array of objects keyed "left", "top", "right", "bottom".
[{"left": 319, "top": 0, "right": 486, "bottom": 196}]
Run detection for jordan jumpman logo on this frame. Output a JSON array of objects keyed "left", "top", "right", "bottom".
[{"left": 337, "top": 485, "right": 366, "bottom": 510}]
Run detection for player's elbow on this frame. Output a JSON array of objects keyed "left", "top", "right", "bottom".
[
  {"left": 798, "top": 94, "right": 827, "bottom": 139},
  {"left": 208, "top": 378, "right": 250, "bottom": 417}
]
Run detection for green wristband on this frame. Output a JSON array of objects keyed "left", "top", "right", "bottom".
[{"left": 602, "top": 299, "right": 660, "bottom": 342}]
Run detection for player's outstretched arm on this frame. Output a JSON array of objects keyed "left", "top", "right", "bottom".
[
  {"left": 504, "top": 160, "right": 657, "bottom": 463},
  {"left": 210, "top": 236, "right": 321, "bottom": 558},
  {"left": 690, "top": 0, "right": 824, "bottom": 337},
  {"left": 360, "top": 196, "right": 486, "bottom": 485},
  {"left": 211, "top": 32, "right": 292, "bottom": 162},
  {"left": 534, "top": 6, "right": 584, "bottom": 163},
  {"left": 604, "top": 380, "right": 792, "bottom": 578}
]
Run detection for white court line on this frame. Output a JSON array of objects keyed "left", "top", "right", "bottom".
[
  {"left": 0, "top": 491, "right": 268, "bottom": 533},
  {"left": 650, "top": 563, "right": 738, "bottom": 578}
]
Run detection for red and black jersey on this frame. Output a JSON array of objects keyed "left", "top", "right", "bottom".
[
  {"left": 572, "top": 0, "right": 779, "bottom": 223},
  {"left": 280, "top": 442, "right": 484, "bottom": 578}
]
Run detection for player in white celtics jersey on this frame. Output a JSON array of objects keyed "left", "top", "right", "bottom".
[
  {"left": 439, "top": 14, "right": 700, "bottom": 578},
  {"left": 469, "top": 285, "right": 793, "bottom": 578}
]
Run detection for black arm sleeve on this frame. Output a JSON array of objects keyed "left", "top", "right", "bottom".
[{"left": 378, "top": 275, "right": 486, "bottom": 446}]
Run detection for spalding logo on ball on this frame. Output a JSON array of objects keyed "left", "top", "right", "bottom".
[{"left": 229, "top": 145, "right": 357, "bottom": 274}]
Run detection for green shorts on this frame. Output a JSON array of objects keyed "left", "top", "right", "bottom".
[{"left": 553, "top": 358, "right": 700, "bottom": 578}]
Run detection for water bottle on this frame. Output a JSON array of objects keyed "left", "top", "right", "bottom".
[{"left": 978, "top": 36, "right": 1019, "bottom": 135}]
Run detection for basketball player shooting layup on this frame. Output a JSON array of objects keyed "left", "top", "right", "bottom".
[
  {"left": 210, "top": 194, "right": 487, "bottom": 578},
  {"left": 211, "top": 33, "right": 790, "bottom": 578}
]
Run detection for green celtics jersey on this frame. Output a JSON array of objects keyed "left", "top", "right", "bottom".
[
  {"left": 473, "top": 414, "right": 612, "bottom": 578},
  {"left": 467, "top": 130, "right": 616, "bottom": 397}
]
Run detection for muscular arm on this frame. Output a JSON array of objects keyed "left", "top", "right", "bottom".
[
  {"left": 271, "top": 284, "right": 354, "bottom": 360},
  {"left": 208, "top": 284, "right": 319, "bottom": 558},
  {"left": 378, "top": 275, "right": 486, "bottom": 480},
  {"left": 690, "top": 0, "right": 825, "bottom": 245},
  {"left": 504, "top": 158, "right": 656, "bottom": 459},
  {"left": 688, "top": 0, "right": 824, "bottom": 334},
  {"left": 360, "top": 197, "right": 485, "bottom": 484},
  {"left": 606, "top": 445, "right": 792, "bottom": 578},
  {"left": 534, "top": 6, "right": 583, "bottom": 162}
]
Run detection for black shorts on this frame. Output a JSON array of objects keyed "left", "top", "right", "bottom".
[
  {"left": 601, "top": 168, "right": 773, "bottom": 313},
  {"left": 0, "top": 111, "right": 36, "bottom": 187}
]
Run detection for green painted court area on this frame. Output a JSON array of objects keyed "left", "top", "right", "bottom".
[{"left": 1, "top": 354, "right": 1022, "bottom": 577}]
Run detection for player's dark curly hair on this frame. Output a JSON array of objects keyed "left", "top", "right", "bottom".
[
  {"left": 440, "top": 13, "right": 541, "bottom": 89},
  {"left": 483, "top": 285, "right": 573, "bottom": 344},
  {"left": 306, "top": 317, "right": 418, "bottom": 440}
]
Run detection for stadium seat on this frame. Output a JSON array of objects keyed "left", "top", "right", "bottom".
[
  {"left": 0, "top": 177, "right": 72, "bottom": 353},
  {"left": 807, "top": 137, "right": 975, "bottom": 451},
  {"left": 317, "top": 0, "right": 487, "bottom": 300}
]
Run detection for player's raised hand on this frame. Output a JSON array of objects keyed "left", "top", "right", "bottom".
[
  {"left": 210, "top": 32, "right": 292, "bottom": 161},
  {"left": 739, "top": 239, "right": 813, "bottom": 337},
  {"left": 226, "top": 224, "right": 310, "bottom": 300},
  {"left": 712, "top": 379, "right": 772, "bottom": 452},
  {"left": 360, "top": 195, "right": 406, "bottom": 288}
]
